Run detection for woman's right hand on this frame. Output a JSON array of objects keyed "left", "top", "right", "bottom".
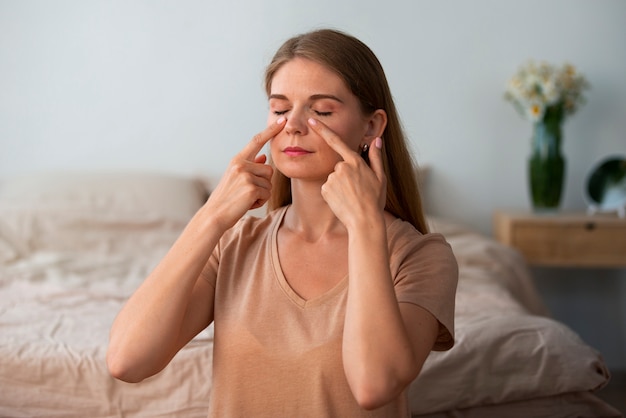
[
  {"left": 204, "top": 117, "right": 286, "bottom": 230},
  {"left": 107, "top": 119, "right": 286, "bottom": 383}
]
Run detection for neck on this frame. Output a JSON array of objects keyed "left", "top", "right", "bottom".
[{"left": 283, "top": 179, "right": 345, "bottom": 241}]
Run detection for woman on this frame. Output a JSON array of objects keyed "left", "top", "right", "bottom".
[{"left": 107, "top": 29, "right": 458, "bottom": 417}]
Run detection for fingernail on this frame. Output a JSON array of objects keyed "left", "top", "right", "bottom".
[
  {"left": 375, "top": 137, "right": 382, "bottom": 149},
  {"left": 277, "top": 116, "right": 286, "bottom": 124},
  {"left": 308, "top": 118, "right": 317, "bottom": 126}
]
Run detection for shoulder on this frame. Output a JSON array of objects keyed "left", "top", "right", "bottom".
[
  {"left": 204, "top": 207, "right": 286, "bottom": 283},
  {"left": 386, "top": 215, "right": 458, "bottom": 351},
  {"left": 386, "top": 215, "right": 455, "bottom": 262},
  {"left": 220, "top": 207, "right": 286, "bottom": 245},
  {"left": 385, "top": 215, "right": 458, "bottom": 299}
]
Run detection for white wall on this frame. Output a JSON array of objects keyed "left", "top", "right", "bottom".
[
  {"left": 2, "top": 0, "right": 625, "bottom": 233},
  {"left": 1, "top": 1, "right": 625, "bottom": 367}
]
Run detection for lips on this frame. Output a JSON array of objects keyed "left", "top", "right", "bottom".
[{"left": 283, "top": 147, "right": 312, "bottom": 157}]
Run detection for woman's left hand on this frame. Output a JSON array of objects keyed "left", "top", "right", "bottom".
[{"left": 307, "top": 118, "right": 386, "bottom": 229}]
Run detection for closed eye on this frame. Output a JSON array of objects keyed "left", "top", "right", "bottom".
[
  {"left": 314, "top": 110, "right": 332, "bottom": 117},
  {"left": 273, "top": 110, "right": 289, "bottom": 116}
]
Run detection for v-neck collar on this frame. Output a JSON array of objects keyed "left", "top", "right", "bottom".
[{"left": 270, "top": 205, "right": 349, "bottom": 309}]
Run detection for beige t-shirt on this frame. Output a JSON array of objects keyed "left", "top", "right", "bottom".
[{"left": 202, "top": 206, "right": 457, "bottom": 417}]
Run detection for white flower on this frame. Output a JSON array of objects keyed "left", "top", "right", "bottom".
[
  {"left": 542, "top": 80, "right": 560, "bottom": 105},
  {"left": 505, "top": 60, "right": 589, "bottom": 123},
  {"left": 526, "top": 102, "right": 545, "bottom": 122}
]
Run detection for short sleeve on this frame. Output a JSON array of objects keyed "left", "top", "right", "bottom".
[
  {"left": 200, "top": 213, "right": 277, "bottom": 289},
  {"left": 388, "top": 223, "right": 458, "bottom": 351}
]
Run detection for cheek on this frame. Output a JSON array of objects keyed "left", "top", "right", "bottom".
[
  {"left": 317, "top": 140, "right": 346, "bottom": 166},
  {"left": 330, "top": 123, "right": 364, "bottom": 152},
  {"left": 269, "top": 137, "right": 281, "bottom": 162},
  {"left": 331, "top": 114, "right": 367, "bottom": 143}
]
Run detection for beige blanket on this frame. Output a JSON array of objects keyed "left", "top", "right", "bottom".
[{"left": 0, "top": 172, "right": 614, "bottom": 417}]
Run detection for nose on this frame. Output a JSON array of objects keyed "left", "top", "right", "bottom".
[{"left": 284, "top": 108, "right": 308, "bottom": 136}]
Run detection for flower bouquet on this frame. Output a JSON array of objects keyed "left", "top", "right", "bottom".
[
  {"left": 505, "top": 61, "right": 589, "bottom": 123},
  {"left": 505, "top": 61, "right": 590, "bottom": 211}
]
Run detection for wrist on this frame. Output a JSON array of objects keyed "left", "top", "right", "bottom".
[
  {"left": 346, "top": 211, "right": 387, "bottom": 240},
  {"left": 192, "top": 203, "right": 232, "bottom": 237}
]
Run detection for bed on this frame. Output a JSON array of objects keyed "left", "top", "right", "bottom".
[{"left": 0, "top": 171, "right": 620, "bottom": 417}]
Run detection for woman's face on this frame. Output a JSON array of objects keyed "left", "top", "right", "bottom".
[{"left": 267, "top": 57, "right": 370, "bottom": 182}]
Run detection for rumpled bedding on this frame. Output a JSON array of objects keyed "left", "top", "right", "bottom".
[
  {"left": 409, "top": 219, "right": 613, "bottom": 416},
  {"left": 0, "top": 222, "right": 214, "bottom": 417},
  {"left": 0, "top": 172, "right": 616, "bottom": 417}
]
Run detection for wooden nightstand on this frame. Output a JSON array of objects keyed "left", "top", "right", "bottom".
[{"left": 493, "top": 210, "right": 626, "bottom": 268}]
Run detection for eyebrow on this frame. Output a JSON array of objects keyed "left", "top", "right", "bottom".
[{"left": 268, "top": 93, "right": 344, "bottom": 104}]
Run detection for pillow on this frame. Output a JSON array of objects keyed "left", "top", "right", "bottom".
[
  {"left": 0, "top": 171, "right": 208, "bottom": 253},
  {"left": 409, "top": 314, "right": 610, "bottom": 414},
  {"left": 0, "top": 171, "right": 208, "bottom": 222},
  {"left": 409, "top": 217, "right": 609, "bottom": 414}
]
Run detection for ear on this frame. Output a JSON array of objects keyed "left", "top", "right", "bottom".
[{"left": 364, "top": 109, "right": 387, "bottom": 140}]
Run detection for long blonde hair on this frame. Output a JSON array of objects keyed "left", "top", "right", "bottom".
[{"left": 264, "top": 29, "right": 428, "bottom": 234}]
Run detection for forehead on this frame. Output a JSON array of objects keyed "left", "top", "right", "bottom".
[{"left": 269, "top": 57, "right": 351, "bottom": 97}]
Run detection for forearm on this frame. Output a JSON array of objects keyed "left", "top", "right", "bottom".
[
  {"left": 342, "top": 216, "right": 418, "bottom": 408},
  {"left": 108, "top": 119, "right": 280, "bottom": 382},
  {"left": 107, "top": 206, "right": 223, "bottom": 381}
]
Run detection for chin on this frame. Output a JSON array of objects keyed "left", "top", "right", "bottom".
[{"left": 275, "top": 162, "right": 331, "bottom": 182}]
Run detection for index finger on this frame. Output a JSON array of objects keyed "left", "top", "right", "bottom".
[
  {"left": 239, "top": 117, "right": 286, "bottom": 160},
  {"left": 307, "top": 117, "right": 356, "bottom": 161}
]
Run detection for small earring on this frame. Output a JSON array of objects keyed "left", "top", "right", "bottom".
[{"left": 360, "top": 143, "right": 370, "bottom": 165}]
